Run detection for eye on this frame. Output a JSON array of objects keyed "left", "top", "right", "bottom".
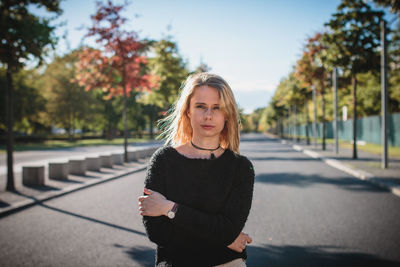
[
  {"left": 213, "top": 106, "right": 220, "bottom": 110},
  {"left": 196, "top": 104, "right": 206, "bottom": 109}
]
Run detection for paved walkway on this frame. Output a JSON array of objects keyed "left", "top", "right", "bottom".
[
  {"left": 272, "top": 134, "right": 400, "bottom": 197},
  {"left": 0, "top": 143, "right": 162, "bottom": 218}
]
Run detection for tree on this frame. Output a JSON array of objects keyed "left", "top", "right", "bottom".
[
  {"left": 138, "top": 38, "right": 189, "bottom": 138},
  {"left": 323, "top": 0, "right": 384, "bottom": 159},
  {"left": 75, "top": 1, "right": 157, "bottom": 162},
  {"left": 296, "top": 33, "right": 330, "bottom": 149},
  {"left": 0, "top": 0, "right": 62, "bottom": 191},
  {"left": 40, "top": 50, "right": 102, "bottom": 140},
  {"left": 373, "top": 0, "right": 400, "bottom": 15}
]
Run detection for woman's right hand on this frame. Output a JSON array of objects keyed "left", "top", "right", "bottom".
[{"left": 227, "top": 232, "right": 252, "bottom": 253}]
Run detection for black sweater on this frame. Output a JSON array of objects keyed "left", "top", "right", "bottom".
[{"left": 142, "top": 146, "right": 255, "bottom": 267}]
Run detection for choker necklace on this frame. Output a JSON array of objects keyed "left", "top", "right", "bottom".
[{"left": 190, "top": 141, "right": 220, "bottom": 159}]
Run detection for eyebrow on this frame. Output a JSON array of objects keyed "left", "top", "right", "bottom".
[{"left": 194, "top": 102, "right": 220, "bottom": 106}]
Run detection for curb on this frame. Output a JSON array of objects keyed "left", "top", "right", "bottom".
[
  {"left": 281, "top": 140, "right": 400, "bottom": 198},
  {"left": 0, "top": 163, "right": 148, "bottom": 218}
]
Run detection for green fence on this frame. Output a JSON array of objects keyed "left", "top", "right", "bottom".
[{"left": 283, "top": 112, "right": 400, "bottom": 147}]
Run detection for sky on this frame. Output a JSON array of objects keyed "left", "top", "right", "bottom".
[{"left": 43, "top": 0, "right": 347, "bottom": 113}]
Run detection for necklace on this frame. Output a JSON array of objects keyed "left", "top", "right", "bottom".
[{"left": 190, "top": 141, "right": 221, "bottom": 159}]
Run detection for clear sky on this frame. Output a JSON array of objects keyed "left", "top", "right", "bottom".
[{"left": 48, "top": 0, "right": 346, "bottom": 113}]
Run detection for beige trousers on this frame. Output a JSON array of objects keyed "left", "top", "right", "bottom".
[{"left": 214, "top": 258, "right": 246, "bottom": 267}]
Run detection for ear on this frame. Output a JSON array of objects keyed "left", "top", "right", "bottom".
[{"left": 187, "top": 109, "right": 191, "bottom": 118}]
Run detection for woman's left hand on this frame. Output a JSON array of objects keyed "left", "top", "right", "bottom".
[{"left": 138, "top": 188, "right": 174, "bottom": 217}]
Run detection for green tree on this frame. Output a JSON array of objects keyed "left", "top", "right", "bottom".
[
  {"left": 373, "top": 0, "right": 400, "bottom": 15},
  {"left": 0, "top": 68, "right": 47, "bottom": 135},
  {"left": 296, "top": 33, "right": 330, "bottom": 149},
  {"left": 39, "top": 50, "right": 102, "bottom": 140},
  {"left": 138, "top": 38, "right": 189, "bottom": 138},
  {"left": 323, "top": 0, "right": 384, "bottom": 159},
  {"left": 0, "top": 0, "right": 62, "bottom": 190}
]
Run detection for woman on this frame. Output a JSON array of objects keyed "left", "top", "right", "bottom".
[{"left": 138, "top": 72, "right": 255, "bottom": 267}]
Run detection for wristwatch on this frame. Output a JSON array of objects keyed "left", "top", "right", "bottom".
[{"left": 167, "top": 203, "right": 178, "bottom": 219}]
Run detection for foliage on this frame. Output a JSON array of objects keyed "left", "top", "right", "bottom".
[
  {"left": 38, "top": 50, "right": 103, "bottom": 137},
  {"left": 323, "top": 0, "right": 384, "bottom": 76},
  {"left": 140, "top": 38, "right": 189, "bottom": 110},
  {"left": 0, "top": 68, "right": 47, "bottom": 134},
  {"left": 373, "top": 0, "right": 400, "bottom": 15},
  {"left": 74, "top": 1, "right": 157, "bottom": 100},
  {"left": 0, "top": 0, "right": 62, "bottom": 70}
]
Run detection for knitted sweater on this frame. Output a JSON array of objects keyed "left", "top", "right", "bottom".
[{"left": 142, "top": 146, "right": 255, "bottom": 267}]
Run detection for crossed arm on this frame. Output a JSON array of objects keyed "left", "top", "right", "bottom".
[{"left": 138, "top": 153, "right": 255, "bottom": 253}]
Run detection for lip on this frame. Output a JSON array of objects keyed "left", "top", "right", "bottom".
[{"left": 201, "top": 125, "right": 215, "bottom": 130}]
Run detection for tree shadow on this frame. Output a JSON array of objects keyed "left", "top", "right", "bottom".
[
  {"left": 37, "top": 202, "right": 147, "bottom": 237},
  {"left": 249, "top": 157, "right": 318, "bottom": 161},
  {"left": 0, "top": 199, "right": 10, "bottom": 208},
  {"left": 241, "top": 149, "right": 299, "bottom": 154},
  {"left": 23, "top": 184, "right": 61, "bottom": 191},
  {"left": 241, "top": 137, "right": 278, "bottom": 143},
  {"left": 255, "top": 173, "right": 389, "bottom": 193},
  {"left": 3, "top": 191, "right": 147, "bottom": 237},
  {"left": 246, "top": 244, "right": 400, "bottom": 267},
  {"left": 116, "top": 244, "right": 155, "bottom": 267}
]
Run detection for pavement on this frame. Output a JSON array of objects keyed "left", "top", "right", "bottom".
[
  {"left": 267, "top": 133, "right": 400, "bottom": 198},
  {"left": 1, "top": 134, "right": 399, "bottom": 219},
  {"left": 0, "top": 143, "right": 162, "bottom": 218}
]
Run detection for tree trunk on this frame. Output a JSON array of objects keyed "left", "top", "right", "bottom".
[
  {"left": 6, "top": 66, "right": 15, "bottom": 191},
  {"left": 321, "top": 86, "right": 326, "bottom": 151},
  {"left": 352, "top": 75, "right": 358, "bottom": 159},
  {"left": 149, "top": 106, "right": 154, "bottom": 140},
  {"left": 312, "top": 85, "right": 317, "bottom": 147},
  {"left": 123, "top": 93, "right": 128, "bottom": 162},
  {"left": 305, "top": 101, "right": 310, "bottom": 145}
]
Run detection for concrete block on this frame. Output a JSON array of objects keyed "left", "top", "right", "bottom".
[
  {"left": 23, "top": 166, "right": 45, "bottom": 186},
  {"left": 69, "top": 159, "right": 86, "bottom": 175},
  {"left": 137, "top": 149, "right": 145, "bottom": 159},
  {"left": 49, "top": 162, "right": 69, "bottom": 180},
  {"left": 128, "top": 151, "right": 139, "bottom": 162},
  {"left": 112, "top": 153, "right": 124, "bottom": 165},
  {"left": 100, "top": 155, "right": 113, "bottom": 168},
  {"left": 86, "top": 157, "right": 101, "bottom": 171}
]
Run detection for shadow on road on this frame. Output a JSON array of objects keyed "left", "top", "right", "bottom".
[
  {"left": 249, "top": 157, "right": 318, "bottom": 161},
  {"left": 0, "top": 199, "right": 10, "bottom": 207},
  {"left": 37, "top": 203, "right": 147, "bottom": 237},
  {"left": 23, "top": 184, "right": 61, "bottom": 192},
  {"left": 246, "top": 244, "right": 400, "bottom": 267},
  {"left": 255, "top": 173, "right": 389, "bottom": 193},
  {"left": 117, "top": 244, "right": 155, "bottom": 267}
]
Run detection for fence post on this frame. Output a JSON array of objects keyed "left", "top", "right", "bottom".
[
  {"left": 333, "top": 67, "right": 339, "bottom": 154},
  {"left": 381, "top": 20, "right": 388, "bottom": 169}
]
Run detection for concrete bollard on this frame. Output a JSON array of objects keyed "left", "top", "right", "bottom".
[
  {"left": 137, "top": 149, "right": 146, "bottom": 159},
  {"left": 86, "top": 157, "right": 101, "bottom": 171},
  {"left": 100, "top": 155, "right": 113, "bottom": 168},
  {"left": 128, "top": 151, "right": 139, "bottom": 162},
  {"left": 49, "top": 162, "right": 69, "bottom": 180},
  {"left": 112, "top": 153, "right": 124, "bottom": 165},
  {"left": 23, "top": 166, "right": 45, "bottom": 186},
  {"left": 69, "top": 159, "right": 86, "bottom": 176}
]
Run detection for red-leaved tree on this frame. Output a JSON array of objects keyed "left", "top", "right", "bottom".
[{"left": 75, "top": 1, "right": 157, "bottom": 162}]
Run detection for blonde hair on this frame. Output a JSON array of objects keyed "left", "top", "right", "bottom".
[{"left": 158, "top": 72, "right": 241, "bottom": 153}]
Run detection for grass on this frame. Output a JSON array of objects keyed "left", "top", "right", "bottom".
[
  {"left": 340, "top": 142, "right": 400, "bottom": 158},
  {"left": 286, "top": 135, "right": 400, "bottom": 158},
  {"left": 0, "top": 137, "right": 154, "bottom": 153}
]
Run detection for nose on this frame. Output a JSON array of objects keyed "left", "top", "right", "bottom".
[{"left": 204, "top": 108, "right": 213, "bottom": 119}]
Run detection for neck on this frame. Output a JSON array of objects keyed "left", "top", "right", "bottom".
[{"left": 191, "top": 136, "right": 220, "bottom": 150}]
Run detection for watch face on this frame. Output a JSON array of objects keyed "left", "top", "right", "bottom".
[{"left": 168, "top": 211, "right": 175, "bottom": 219}]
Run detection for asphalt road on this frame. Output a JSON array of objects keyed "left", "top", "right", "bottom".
[{"left": 0, "top": 134, "right": 399, "bottom": 267}]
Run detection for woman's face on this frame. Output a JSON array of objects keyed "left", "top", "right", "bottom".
[{"left": 188, "top": 85, "right": 226, "bottom": 140}]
